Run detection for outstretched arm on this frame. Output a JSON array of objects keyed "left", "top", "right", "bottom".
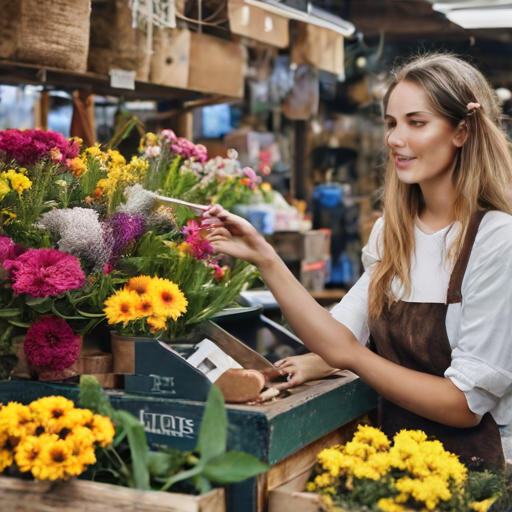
[{"left": 205, "top": 206, "right": 480, "bottom": 428}]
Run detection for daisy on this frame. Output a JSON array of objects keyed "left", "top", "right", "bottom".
[{"left": 147, "top": 278, "right": 188, "bottom": 320}]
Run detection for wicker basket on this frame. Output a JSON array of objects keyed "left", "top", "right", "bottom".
[{"left": 0, "top": 0, "right": 91, "bottom": 72}]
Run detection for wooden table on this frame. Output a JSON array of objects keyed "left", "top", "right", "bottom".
[
  {"left": 0, "top": 373, "right": 377, "bottom": 512},
  {"left": 308, "top": 288, "right": 347, "bottom": 307}
]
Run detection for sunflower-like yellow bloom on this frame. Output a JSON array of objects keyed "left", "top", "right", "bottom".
[
  {"left": 2, "top": 169, "right": 32, "bottom": 196},
  {"left": 29, "top": 396, "right": 75, "bottom": 432},
  {"left": 0, "top": 443, "right": 14, "bottom": 472},
  {"left": 147, "top": 278, "right": 188, "bottom": 320},
  {"left": 0, "top": 177, "right": 10, "bottom": 200},
  {"left": 0, "top": 402, "right": 35, "bottom": 440},
  {"left": 67, "top": 157, "right": 87, "bottom": 177},
  {"left": 134, "top": 296, "right": 154, "bottom": 319},
  {"left": 34, "top": 435, "right": 73, "bottom": 481},
  {"left": 146, "top": 316, "right": 167, "bottom": 333},
  {"left": 127, "top": 275, "right": 153, "bottom": 296},
  {"left": 104, "top": 288, "right": 140, "bottom": 326},
  {"left": 89, "top": 414, "right": 115, "bottom": 448},
  {"left": 15, "top": 435, "right": 43, "bottom": 473}
]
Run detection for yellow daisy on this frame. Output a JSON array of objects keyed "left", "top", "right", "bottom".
[
  {"left": 127, "top": 275, "right": 153, "bottom": 296},
  {"left": 147, "top": 278, "right": 188, "bottom": 320},
  {"left": 35, "top": 436, "right": 73, "bottom": 481},
  {"left": 134, "top": 296, "right": 153, "bottom": 319},
  {"left": 147, "top": 316, "right": 167, "bottom": 333},
  {"left": 104, "top": 288, "right": 140, "bottom": 326},
  {"left": 15, "top": 435, "right": 43, "bottom": 473},
  {"left": 29, "top": 396, "right": 75, "bottom": 432},
  {"left": 88, "top": 415, "right": 115, "bottom": 447}
]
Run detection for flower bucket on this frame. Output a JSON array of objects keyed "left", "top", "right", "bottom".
[{"left": 110, "top": 331, "right": 157, "bottom": 375}]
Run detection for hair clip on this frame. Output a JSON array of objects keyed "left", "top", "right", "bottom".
[{"left": 466, "top": 102, "right": 481, "bottom": 116}]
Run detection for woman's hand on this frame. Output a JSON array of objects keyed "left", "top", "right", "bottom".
[
  {"left": 265, "top": 353, "right": 339, "bottom": 391},
  {"left": 204, "top": 204, "right": 277, "bottom": 268}
]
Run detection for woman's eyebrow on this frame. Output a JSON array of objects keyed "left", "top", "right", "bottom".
[{"left": 384, "top": 111, "right": 432, "bottom": 119}]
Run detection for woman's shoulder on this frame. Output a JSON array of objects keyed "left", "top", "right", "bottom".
[
  {"left": 361, "top": 216, "right": 384, "bottom": 269},
  {"left": 476, "top": 211, "right": 512, "bottom": 254}
]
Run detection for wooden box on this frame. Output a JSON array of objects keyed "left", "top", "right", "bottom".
[
  {"left": 268, "top": 231, "right": 328, "bottom": 263},
  {"left": 150, "top": 28, "right": 245, "bottom": 98},
  {"left": 269, "top": 470, "right": 323, "bottom": 512},
  {"left": 0, "top": 477, "right": 224, "bottom": 512}
]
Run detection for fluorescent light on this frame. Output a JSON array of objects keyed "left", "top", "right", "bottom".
[
  {"left": 243, "top": 0, "right": 356, "bottom": 36},
  {"left": 442, "top": 7, "right": 512, "bottom": 28},
  {"left": 432, "top": 0, "right": 512, "bottom": 14}
]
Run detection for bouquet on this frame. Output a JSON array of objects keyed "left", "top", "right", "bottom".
[{"left": 306, "top": 425, "right": 506, "bottom": 512}]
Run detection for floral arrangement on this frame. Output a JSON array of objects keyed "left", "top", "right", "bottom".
[
  {"left": 306, "top": 425, "right": 505, "bottom": 512},
  {"left": 0, "top": 128, "right": 262, "bottom": 379},
  {"left": 104, "top": 275, "right": 188, "bottom": 335},
  {"left": 0, "top": 395, "right": 114, "bottom": 481}
]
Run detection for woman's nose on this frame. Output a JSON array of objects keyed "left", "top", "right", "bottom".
[{"left": 386, "top": 126, "right": 406, "bottom": 148}]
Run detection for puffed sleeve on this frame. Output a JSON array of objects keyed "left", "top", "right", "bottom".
[
  {"left": 330, "top": 217, "right": 383, "bottom": 345},
  {"left": 445, "top": 213, "right": 512, "bottom": 418}
]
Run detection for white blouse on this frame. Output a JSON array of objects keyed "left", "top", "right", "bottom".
[{"left": 330, "top": 211, "right": 512, "bottom": 425}]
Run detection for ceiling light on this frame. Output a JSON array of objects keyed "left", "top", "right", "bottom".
[
  {"left": 243, "top": 0, "right": 356, "bottom": 36},
  {"left": 432, "top": 0, "right": 512, "bottom": 14},
  {"left": 440, "top": 7, "right": 512, "bottom": 29}
]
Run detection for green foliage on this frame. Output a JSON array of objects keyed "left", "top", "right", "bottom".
[{"left": 78, "top": 377, "right": 268, "bottom": 494}]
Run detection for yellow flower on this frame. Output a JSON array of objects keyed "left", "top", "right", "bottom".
[
  {"left": 306, "top": 481, "right": 316, "bottom": 492},
  {"left": 314, "top": 471, "right": 334, "bottom": 488},
  {"left": 15, "top": 435, "right": 43, "bottom": 473},
  {"left": 471, "top": 497, "right": 497, "bottom": 512},
  {"left": 104, "top": 288, "right": 140, "bottom": 326},
  {"left": 321, "top": 495, "right": 333, "bottom": 509},
  {"left": 107, "top": 149, "right": 126, "bottom": 165},
  {"left": 2, "top": 170, "right": 32, "bottom": 196},
  {"left": 0, "top": 443, "right": 14, "bottom": 471},
  {"left": 0, "top": 209, "right": 16, "bottom": 225},
  {"left": 127, "top": 275, "right": 153, "bottom": 296},
  {"left": 29, "top": 396, "right": 75, "bottom": 432},
  {"left": 67, "top": 157, "right": 87, "bottom": 177},
  {"left": 0, "top": 178, "right": 10, "bottom": 200},
  {"left": 377, "top": 498, "right": 407, "bottom": 512},
  {"left": 147, "top": 278, "right": 188, "bottom": 320},
  {"left": 353, "top": 425, "right": 391, "bottom": 451},
  {"left": 34, "top": 435, "right": 73, "bottom": 480},
  {"left": 89, "top": 414, "right": 115, "bottom": 447},
  {"left": 147, "top": 316, "right": 167, "bottom": 333},
  {"left": 0, "top": 402, "right": 35, "bottom": 440},
  {"left": 260, "top": 182, "right": 272, "bottom": 192},
  {"left": 86, "top": 144, "right": 102, "bottom": 157}
]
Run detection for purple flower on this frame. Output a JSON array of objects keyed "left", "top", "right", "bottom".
[
  {"left": 24, "top": 316, "right": 81, "bottom": 370},
  {"left": 3, "top": 248, "right": 85, "bottom": 297},
  {"left": 103, "top": 213, "right": 146, "bottom": 262},
  {"left": 0, "top": 129, "right": 79, "bottom": 167}
]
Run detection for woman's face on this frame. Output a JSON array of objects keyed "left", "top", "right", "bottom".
[{"left": 384, "top": 80, "right": 466, "bottom": 186}]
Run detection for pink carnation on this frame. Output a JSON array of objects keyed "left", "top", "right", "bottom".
[
  {"left": 0, "top": 237, "right": 16, "bottom": 265},
  {"left": 24, "top": 316, "right": 81, "bottom": 370},
  {"left": 4, "top": 248, "right": 85, "bottom": 297}
]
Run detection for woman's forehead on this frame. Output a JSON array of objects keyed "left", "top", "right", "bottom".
[{"left": 386, "top": 81, "right": 433, "bottom": 116}]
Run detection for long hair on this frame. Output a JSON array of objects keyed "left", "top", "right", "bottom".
[{"left": 368, "top": 53, "right": 512, "bottom": 318}]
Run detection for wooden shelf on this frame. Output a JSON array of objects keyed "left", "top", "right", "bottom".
[
  {"left": 0, "top": 59, "right": 233, "bottom": 104},
  {"left": 308, "top": 288, "right": 346, "bottom": 306}
]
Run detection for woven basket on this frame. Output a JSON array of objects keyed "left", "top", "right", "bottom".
[
  {"left": 0, "top": 0, "right": 91, "bottom": 72},
  {"left": 88, "top": 0, "right": 149, "bottom": 80}
]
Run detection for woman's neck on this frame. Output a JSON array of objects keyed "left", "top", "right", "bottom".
[{"left": 417, "top": 174, "right": 458, "bottom": 232}]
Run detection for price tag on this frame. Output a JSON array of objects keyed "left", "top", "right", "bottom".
[{"left": 109, "top": 69, "right": 136, "bottom": 90}]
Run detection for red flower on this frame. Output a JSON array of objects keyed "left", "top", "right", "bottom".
[{"left": 24, "top": 316, "right": 81, "bottom": 370}]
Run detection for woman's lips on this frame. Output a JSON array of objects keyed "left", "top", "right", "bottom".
[{"left": 394, "top": 155, "right": 417, "bottom": 168}]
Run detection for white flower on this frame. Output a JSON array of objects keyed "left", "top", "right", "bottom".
[
  {"left": 117, "top": 184, "right": 156, "bottom": 217},
  {"left": 145, "top": 145, "right": 162, "bottom": 158}
]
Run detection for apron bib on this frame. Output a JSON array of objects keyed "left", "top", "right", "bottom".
[{"left": 368, "top": 211, "right": 504, "bottom": 470}]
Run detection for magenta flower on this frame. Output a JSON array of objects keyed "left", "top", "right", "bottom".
[
  {"left": 182, "top": 220, "right": 215, "bottom": 261},
  {"left": 0, "top": 129, "right": 79, "bottom": 167},
  {"left": 213, "top": 265, "right": 226, "bottom": 281},
  {"left": 3, "top": 248, "right": 85, "bottom": 297},
  {"left": 182, "top": 219, "right": 201, "bottom": 237},
  {"left": 243, "top": 167, "right": 261, "bottom": 183},
  {"left": 24, "top": 316, "right": 81, "bottom": 370},
  {"left": 0, "top": 237, "right": 16, "bottom": 265}
]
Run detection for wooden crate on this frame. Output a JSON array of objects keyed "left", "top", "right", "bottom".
[
  {"left": 269, "top": 470, "right": 323, "bottom": 512},
  {"left": 0, "top": 476, "right": 225, "bottom": 512}
]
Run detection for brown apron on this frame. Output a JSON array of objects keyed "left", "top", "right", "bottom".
[{"left": 368, "top": 211, "right": 505, "bottom": 471}]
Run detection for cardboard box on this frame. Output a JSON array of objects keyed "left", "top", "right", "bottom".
[{"left": 151, "top": 28, "right": 246, "bottom": 98}]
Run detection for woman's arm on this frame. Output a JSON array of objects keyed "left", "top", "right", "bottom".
[{"left": 205, "top": 206, "right": 481, "bottom": 428}]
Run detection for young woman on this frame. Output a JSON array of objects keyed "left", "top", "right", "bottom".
[{"left": 205, "top": 54, "right": 512, "bottom": 470}]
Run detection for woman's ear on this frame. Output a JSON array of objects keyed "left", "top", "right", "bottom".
[{"left": 453, "top": 120, "right": 469, "bottom": 147}]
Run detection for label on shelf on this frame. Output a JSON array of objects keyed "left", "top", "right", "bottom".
[{"left": 110, "top": 69, "right": 136, "bottom": 90}]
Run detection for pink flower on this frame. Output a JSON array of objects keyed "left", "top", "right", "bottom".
[
  {"left": 213, "top": 265, "right": 226, "bottom": 281},
  {"left": 4, "top": 248, "right": 85, "bottom": 297},
  {"left": 182, "top": 220, "right": 215, "bottom": 260},
  {"left": 161, "top": 130, "right": 177, "bottom": 142},
  {"left": 0, "top": 237, "right": 16, "bottom": 265},
  {"left": 182, "top": 219, "right": 201, "bottom": 237},
  {"left": 103, "top": 263, "right": 114, "bottom": 275},
  {"left": 24, "top": 316, "right": 81, "bottom": 370},
  {"left": 243, "top": 167, "right": 261, "bottom": 183}
]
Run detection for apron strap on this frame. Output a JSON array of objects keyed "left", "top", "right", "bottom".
[{"left": 446, "top": 210, "right": 487, "bottom": 304}]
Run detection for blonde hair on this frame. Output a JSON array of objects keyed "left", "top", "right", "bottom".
[{"left": 368, "top": 53, "right": 512, "bottom": 318}]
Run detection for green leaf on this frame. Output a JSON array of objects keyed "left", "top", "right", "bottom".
[
  {"left": 115, "top": 409, "right": 150, "bottom": 491},
  {"left": 202, "top": 452, "right": 269, "bottom": 484},
  {"left": 75, "top": 308, "right": 106, "bottom": 318},
  {"left": 7, "top": 319, "right": 31, "bottom": 328},
  {"left": 195, "top": 385, "right": 227, "bottom": 463},
  {"left": 0, "top": 309, "right": 21, "bottom": 318},
  {"left": 79, "top": 375, "right": 116, "bottom": 419}
]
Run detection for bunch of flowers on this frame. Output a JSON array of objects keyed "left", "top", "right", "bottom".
[
  {"left": 0, "top": 396, "right": 114, "bottom": 481},
  {"left": 140, "top": 130, "right": 207, "bottom": 163},
  {"left": 104, "top": 275, "right": 188, "bottom": 335},
  {"left": 306, "top": 425, "right": 504, "bottom": 512}
]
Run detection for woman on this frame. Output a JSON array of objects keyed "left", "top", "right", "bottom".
[{"left": 205, "top": 54, "right": 512, "bottom": 470}]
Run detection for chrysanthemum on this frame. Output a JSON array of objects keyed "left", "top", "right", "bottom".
[
  {"left": 104, "top": 288, "right": 140, "bottom": 326},
  {"left": 134, "top": 296, "right": 153, "bottom": 319},
  {"left": 88, "top": 415, "right": 115, "bottom": 447},
  {"left": 29, "top": 396, "right": 75, "bottom": 432},
  {"left": 0, "top": 440, "right": 14, "bottom": 472},
  {"left": 127, "top": 275, "right": 152, "bottom": 296},
  {"left": 147, "top": 315, "right": 167, "bottom": 332},
  {"left": 34, "top": 435, "right": 73, "bottom": 480},
  {"left": 15, "top": 435, "right": 43, "bottom": 473},
  {"left": 147, "top": 278, "right": 188, "bottom": 320},
  {"left": 24, "top": 317, "right": 81, "bottom": 371},
  {"left": 0, "top": 402, "right": 34, "bottom": 440},
  {"left": 3, "top": 248, "right": 85, "bottom": 297}
]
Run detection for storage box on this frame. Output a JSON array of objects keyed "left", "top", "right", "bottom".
[
  {"left": 269, "top": 470, "right": 324, "bottom": 512},
  {"left": 269, "top": 231, "right": 328, "bottom": 262},
  {"left": 300, "top": 260, "right": 327, "bottom": 292},
  {"left": 0, "top": 0, "right": 90, "bottom": 72},
  {"left": 151, "top": 28, "right": 245, "bottom": 98},
  {"left": 0, "top": 476, "right": 225, "bottom": 512}
]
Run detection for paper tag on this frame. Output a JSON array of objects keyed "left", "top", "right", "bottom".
[{"left": 110, "top": 69, "right": 136, "bottom": 90}]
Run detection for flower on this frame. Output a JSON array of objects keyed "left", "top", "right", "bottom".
[
  {"left": 147, "top": 278, "right": 188, "bottom": 320},
  {"left": 103, "top": 213, "right": 146, "bottom": 262},
  {"left": 127, "top": 275, "right": 152, "bottom": 296},
  {"left": 3, "top": 248, "right": 85, "bottom": 297},
  {"left": 36, "top": 436, "right": 74, "bottom": 480},
  {"left": 2, "top": 169, "right": 32, "bottom": 195},
  {"left": 104, "top": 288, "right": 141, "bottom": 326},
  {"left": 147, "top": 315, "right": 167, "bottom": 332},
  {"left": 15, "top": 435, "right": 43, "bottom": 473},
  {"left": 88, "top": 414, "right": 115, "bottom": 447},
  {"left": 24, "top": 317, "right": 81, "bottom": 371},
  {"left": 65, "top": 157, "right": 87, "bottom": 177},
  {"left": 0, "top": 177, "right": 10, "bottom": 199},
  {"left": 0, "top": 237, "right": 16, "bottom": 265},
  {"left": 182, "top": 220, "right": 215, "bottom": 261}
]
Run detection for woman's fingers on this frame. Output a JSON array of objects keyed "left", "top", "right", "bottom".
[{"left": 272, "top": 371, "right": 302, "bottom": 390}]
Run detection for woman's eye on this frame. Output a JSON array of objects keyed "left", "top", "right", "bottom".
[
  {"left": 411, "top": 120, "right": 425, "bottom": 126},
  {"left": 385, "top": 123, "right": 395, "bottom": 130}
]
